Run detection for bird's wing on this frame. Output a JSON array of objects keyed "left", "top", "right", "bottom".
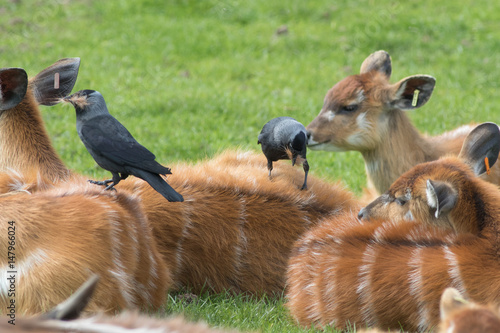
[{"left": 80, "top": 115, "right": 158, "bottom": 166}]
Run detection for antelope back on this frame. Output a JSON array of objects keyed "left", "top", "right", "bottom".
[
  {"left": 286, "top": 211, "right": 500, "bottom": 331},
  {"left": 0, "top": 177, "right": 171, "bottom": 315},
  {"left": 306, "top": 50, "right": 436, "bottom": 152},
  {"left": 358, "top": 122, "right": 500, "bottom": 234},
  {"left": 0, "top": 58, "right": 79, "bottom": 185},
  {"left": 118, "top": 149, "right": 359, "bottom": 296}
]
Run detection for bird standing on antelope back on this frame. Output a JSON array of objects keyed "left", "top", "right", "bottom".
[
  {"left": 63, "top": 90, "right": 184, "bottom": 202},
  {"left": 258, "top": 116, "right": 309, "bottom": 190}
]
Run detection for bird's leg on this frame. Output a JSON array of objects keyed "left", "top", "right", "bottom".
[
  {"left": 267, "top": 160, "right": 273, "bottom": 180},
  {"left": 300, "top": 160, "right": 309, "bottom": 191},
  {"left": 103, "top": 173, "right": 123, "bottom": 191},
  {"left": 88, "top": 179, "right": 114, "bottom": 186},
  {"left": 89, "top": 173, "right": 121, "bottom": 191}
]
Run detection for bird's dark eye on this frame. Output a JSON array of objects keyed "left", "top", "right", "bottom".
[
  {"left": 395, "top": 197, "right": 407, "bottom": 206},
  {"left": 341, "top": 105, "right": 358, "bottom": 113}
]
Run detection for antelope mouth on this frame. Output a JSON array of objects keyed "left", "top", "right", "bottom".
[
  {"left": 307, "top": 139, "right": 330, "bottom": 148},
  {"left": 307, "top": 141, "right": 331, "bottom": 151},
  {"left": 307, "top": 140, "right": 347, "bottom": 152}
]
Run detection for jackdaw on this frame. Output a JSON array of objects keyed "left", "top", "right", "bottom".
[
  {"left": 63, "top": 89, "right": 184, "bottom": 202},
  {"left": 257, "top": 116, "right": 309, "bottom": 190}
]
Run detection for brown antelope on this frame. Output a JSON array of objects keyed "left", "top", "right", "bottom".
[
  {"left": 439, "top": 288, "right": 500, "bottom": 333},
  {"left": 0, "top": 177, "right": 171, "bottom": 315},
  {"left": 0, "top": 59, "right": 79, "bottom": 184},
  {"left": 0, "top": 59, "right": 359, "bottom": 297},
  {"left": 1, "top": 275, "right": 241, "bottom": 333},
  {"left": 118, "top": 149, "right": 359, "bottom": 295},
  {"left": 358, "top": 122, "right": 500, "bottom": 233},
  {"left": 286, "top": 123, "right": 500, "bottom": 331},
  {"left": 306, "top": 50, "right": 500, "bottom": 196}
]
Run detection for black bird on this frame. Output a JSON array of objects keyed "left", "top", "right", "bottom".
[
  {"left": 63, "top": 90, "right": 184, "bottom": 202},
  {"left": 257, "top": 116, "right": 309, "bottom": 190}
]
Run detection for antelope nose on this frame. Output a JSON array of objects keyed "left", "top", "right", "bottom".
[{"left": 358, "top": 207, "right": 366, "bottom": 220}]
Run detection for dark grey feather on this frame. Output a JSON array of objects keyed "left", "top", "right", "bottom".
[{"left": 258, "top": 116, "right": 310, "bottom": 190}]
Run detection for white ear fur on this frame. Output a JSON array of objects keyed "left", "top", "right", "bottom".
[
  {"left": 440, "top": 287, "right": 469, "bottom": 320},
  {"left": 426, "top": 179, "right": 458, "bottom": 219},
  {"left": 426, "top": 180, "right": 440, "bottom": 218}
]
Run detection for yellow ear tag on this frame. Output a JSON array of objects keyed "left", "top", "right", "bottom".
[
  {"left": 485, "top": 157, "right": 491, "bottom": 175},
  {"left": 411, "top": 89, "right": 420, "bottom": 107}
]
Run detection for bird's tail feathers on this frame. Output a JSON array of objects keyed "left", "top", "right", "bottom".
[
  {"left": 141, "top": 161, "right": 172, "bottom": 175},
  {"left": 133, "top": 169, "right": 184, "bottom": 202}
]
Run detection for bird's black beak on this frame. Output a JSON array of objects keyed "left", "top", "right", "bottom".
[{"left": 292, "top": 154, "right": 297, "bottom": 166}]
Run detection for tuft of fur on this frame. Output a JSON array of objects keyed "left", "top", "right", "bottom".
[
  {"left": 60, "top": 93, "right": 89, "bottom": 108},
  {"left": 284, "top": 147, "right": 306, "bottom": 166}
]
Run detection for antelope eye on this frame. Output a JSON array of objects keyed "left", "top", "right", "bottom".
[
  {"left": 395, "top": 197, "right": 407, "bottom": 206},
  {"left": 341, "top": 104, "right": 358, "bottom": 113}
]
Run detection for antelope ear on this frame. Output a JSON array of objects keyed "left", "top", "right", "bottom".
[
  {"left": 426, "top": 179, "right": 457, "bottom": 218},
  {"left": 0, "top": 68, "right": 28, "bottom": 111},
  {"left": 440, "top": 288, "right": 469, "bottom": 320},
  {"left": 391, "top": 75, "right": 436, "bottom": 111},
  {"left": 359, "top": 50, "right": 392, "bottom": 78},
  {"left": 458, "top": 122, "right": 500, "bottom": 176},
  {"left": 40, "top": 274, "right": 99, "bottom": 320},
  {"left": 31, "top": 57, "right": 81, "bottom": 106}
]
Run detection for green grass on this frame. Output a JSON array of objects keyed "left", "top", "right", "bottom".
[
  {"left": 2, "top": 0, "right": 499, "bottom": 331},
  {"left": 165, "top": 290, "right": 345, "bottom": 333}
]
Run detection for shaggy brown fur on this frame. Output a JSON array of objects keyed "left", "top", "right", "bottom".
[
  {"left": 118, "top": 149, "right": 359, "bottom": 295},
  {"left": 306, "top": 50, "right": 500, "bottom": 196},
  {"left": 0, "top": 149, "right": 358, "bottom": 302},
  {"left": 287, "top": 154, "right": 500, "bottom": 331},
  {"left": 0, "top": 177, "right": 171, "bottom": 315}
]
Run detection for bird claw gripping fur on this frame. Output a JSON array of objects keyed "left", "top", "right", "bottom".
[{"left": 88, "top": 179, "right": 117, "bottom": 191}]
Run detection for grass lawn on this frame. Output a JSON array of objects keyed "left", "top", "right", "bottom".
[{"left": 2, "top": 0, "right": 499, "bottom": 332}]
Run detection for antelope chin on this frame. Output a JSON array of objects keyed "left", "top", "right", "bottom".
[{"left": 308, "top": 142, "right": 346, "bottom": 152}]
